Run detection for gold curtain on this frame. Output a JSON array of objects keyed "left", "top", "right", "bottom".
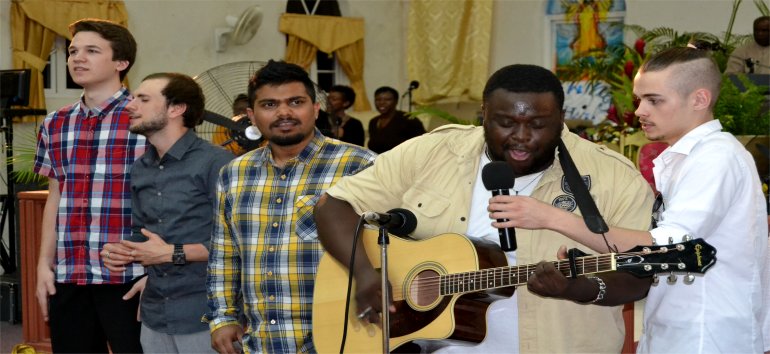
[
  {"left": 279, "top": 13, "right": 371, "bottom": 111},
  {"left": 407, "top": 0, "right": 492, "bottom": 104},
  {"left": 10, "top": 0, "right": 129, "bottom": 116}
]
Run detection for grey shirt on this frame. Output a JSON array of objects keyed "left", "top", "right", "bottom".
[{"left": 130, "top": 130, "right": 234, "bottom": 334}]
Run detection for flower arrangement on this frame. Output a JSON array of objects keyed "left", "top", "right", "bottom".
[{"left": 561, "top": 0, "right": 768, "bottom": 146}]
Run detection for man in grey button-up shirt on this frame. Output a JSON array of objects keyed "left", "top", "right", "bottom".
[{"left": 102, "top": 72, "right": 234, "bottom": 353}]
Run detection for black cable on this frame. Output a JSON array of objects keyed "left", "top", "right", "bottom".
[{"left": 339, "top": 215, "right": 368, "bottom": 354}]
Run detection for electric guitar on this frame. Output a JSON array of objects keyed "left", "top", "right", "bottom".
[{"left": 312, "top": 230, "right": 717, "bottom": 353}]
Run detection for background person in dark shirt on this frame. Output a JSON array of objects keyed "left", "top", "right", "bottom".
[
  {"left": 328, "top": 85, "right": 365, "bottom": 146},
  {"left": 102, "top": 72, "right": 234, "bottom": 353},
  {"left": 367, "top": 86, "right": 425, "bottom": 153}
]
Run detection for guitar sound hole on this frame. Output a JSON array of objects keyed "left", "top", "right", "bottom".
[{"left": 409, "top": 269, "right": 440, "bottom": 307}]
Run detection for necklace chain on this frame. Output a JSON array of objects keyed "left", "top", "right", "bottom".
[{"left": 513, "top": 170, "right": 546, "bottom": 195}]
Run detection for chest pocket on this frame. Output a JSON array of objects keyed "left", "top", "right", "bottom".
[
  {"left": 295, "top": 194, "right": 321, "bottom": 241},
  {"left": 402, "top": 186, "right": 451, "bottom": 219}
]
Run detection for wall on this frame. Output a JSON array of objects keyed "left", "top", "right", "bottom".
[
  {"left": 1, "top": 0, "right": 761, "bottom": 113},
  {"left": 0, "top": 0, "right": 764, "bottom": 272}
]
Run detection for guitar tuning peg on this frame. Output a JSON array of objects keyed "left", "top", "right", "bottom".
[
  {"left": 682, "top": 234, "right": 692, "bottom": 242},
  {"left": 652, "top": 274, "right": 659, "bottom": 285},
  {"left": 667, "top": 273, "right": 677, "bottom": 284},
  {"left": 651, "top": 238, "right": 658, "bottom": 246},
  {"left": 668, "top": 237, "right": 674, "bottom": 245},
  {"left": 684, "top": 273, "right": 695, "bottom": 284}
]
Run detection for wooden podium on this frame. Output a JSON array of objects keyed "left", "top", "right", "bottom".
[{"left": 18, "top": 190, "right": 51, "bottom": 353}]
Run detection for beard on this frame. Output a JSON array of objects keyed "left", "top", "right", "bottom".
[
  {"left": 266, "top": 117, "right": 314, "bottom": 146},
  {"left": 129, "top": 115, "right": 168, "bottom": 136},
  {"left": 269, "top": 132, "right": 307, "bottom": 146}
]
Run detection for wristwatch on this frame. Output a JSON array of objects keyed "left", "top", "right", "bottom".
[{"left": 172, "top": 244, "right": 185, "bottom": 265}]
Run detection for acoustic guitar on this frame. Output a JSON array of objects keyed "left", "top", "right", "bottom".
[{"left": 312, "top": 230, "right": 716, "bottom": 353}]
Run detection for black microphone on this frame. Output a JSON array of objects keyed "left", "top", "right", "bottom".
[
  {"left": 362, "top": 208, "right": 417, "bottom": 237},
  {"left": 408, "top": 80, "right": 420, "bottom": 90},
  {"left": 482, "top": 161, "right": 517, "bottom": 251}
]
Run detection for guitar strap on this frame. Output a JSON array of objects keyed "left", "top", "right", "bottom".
[{"left": 557, "top": 139, "right": 609, "bottom": 234}]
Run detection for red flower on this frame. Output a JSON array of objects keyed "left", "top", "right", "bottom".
[
  {"left": 606, "top": 105, "right": 619, "bottom": 124},
  {"left": 624, "top": 60, "right": 635, "bottom": 79},
  {"left": 634, "top": 38, "right": 646, "bottom": 57},
  {"left": 623, "top": 111, "right": 636, "bottom": 127}
]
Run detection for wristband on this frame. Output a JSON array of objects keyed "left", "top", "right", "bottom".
[{"left": 582, "top": 275, "right": 606, "bottom": 303}]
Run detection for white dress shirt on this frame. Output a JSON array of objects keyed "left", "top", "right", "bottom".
[{"left": 640, "top": 120, "right": 768, "bottom": 353}]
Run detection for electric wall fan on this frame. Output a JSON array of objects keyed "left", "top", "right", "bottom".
[{"left": 194, "top": 61, "right": 266, "bottom": 154}]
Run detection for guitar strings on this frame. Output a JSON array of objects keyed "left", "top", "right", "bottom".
[{"left": 386, "top": 251, "right": 653, "bottom": 296}]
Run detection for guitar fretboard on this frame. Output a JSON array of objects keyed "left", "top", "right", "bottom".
[{"left": 439, "top": 254, "right": 616, "bottom": 295}]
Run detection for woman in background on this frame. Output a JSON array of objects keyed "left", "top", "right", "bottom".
[{"left": 367, "top": 86, "right": 425, "bottom": 153}]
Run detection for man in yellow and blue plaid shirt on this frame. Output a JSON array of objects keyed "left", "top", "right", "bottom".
[{"left": 204, "top": 60, "right": 376, "bottom": 353}]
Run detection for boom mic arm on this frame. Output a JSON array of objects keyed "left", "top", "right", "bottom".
[
  {"left": 201, "top": 110, "right": 262, "bottom": 151},
  {"left": 203, "top": 110, "right": 247, "bottom": 132}
]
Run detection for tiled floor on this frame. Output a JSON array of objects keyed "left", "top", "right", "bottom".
[{"left": 0, "top": 321, "right": 23, "bottom": 354}]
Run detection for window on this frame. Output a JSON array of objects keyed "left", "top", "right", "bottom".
[
  {"left": 43, "top": 37, "right": 82, "bottom": 97},
  {"left": 309, "top": 51, "right": 348, "bottom": 94}
]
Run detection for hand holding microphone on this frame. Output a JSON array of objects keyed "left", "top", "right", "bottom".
[{"left": 482, "top": 161, "right": 517, "bottom": 251}]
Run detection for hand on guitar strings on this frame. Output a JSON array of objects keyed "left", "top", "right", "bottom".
[
  {"left": 527, "top": 245, "right": 572, "bottom": 298},
  {"left": 354, "top": 267, "right": 396, "bottom": 325}
]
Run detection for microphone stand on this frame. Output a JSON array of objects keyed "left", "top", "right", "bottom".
[
  {"left": 378, "top": 225, "right": 390, "bottom": 353},
  {"left": 405, "top": 88, "right": 414, "bottom": 113}
]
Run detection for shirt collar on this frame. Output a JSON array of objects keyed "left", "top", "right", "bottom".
[
  {"left": 144, "top": 129, "right": 198, "bottom": 163},
  {"left": 79, "top": 87, "right": 131, "bottom": 119},
  {"left": 668, "top": 120, "right": 722, "bottom": 156}
]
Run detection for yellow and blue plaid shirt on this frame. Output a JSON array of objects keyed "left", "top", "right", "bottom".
[{"left": 205, "top": 130, "right": 376, "bottom": 353}]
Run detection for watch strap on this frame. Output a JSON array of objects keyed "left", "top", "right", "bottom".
[{"left": 173, "top": 244, "right": 185, "bottom": 265}]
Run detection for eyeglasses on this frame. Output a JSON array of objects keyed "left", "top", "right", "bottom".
[{"left": 651, "top": 193, "right": 665, "bottom": 229}]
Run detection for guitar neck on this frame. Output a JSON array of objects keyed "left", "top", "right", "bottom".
[{"left": 440, "top": 254, "right": 616, "bottom": 295}]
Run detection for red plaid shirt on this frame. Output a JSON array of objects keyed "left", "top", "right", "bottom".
[{"left": 34, "top": 88, "right": 147, "bottom": 285}]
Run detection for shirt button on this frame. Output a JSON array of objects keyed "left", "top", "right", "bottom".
[
  {"left": 158, "top": 219, "right": 163, "bottom": 223},
  {"left": 270, "top": 319, "right": 276, "bottom": 325},
  {"left": 159, "top": 165, "right": 164, "bottom": 170},
  {"left": 276, "top": 197, "right": 282, "bottom": 204},
  {"left": 267, "top": 271, "right": 273, "bottom": 276},
  {"left": 272, "top": 222, "right": 278, "bottom": 228},
  {"left": 157, "top": 192, "right": 162, "bottom": 196},
  {"left": 269, "top": 295, "right": 275, "bottom": 301},
  {"left": 268, "top": 246, "right": 275, "bottom": 252},
  {"left": 280, "top": 174, "right": 286, "bottom": 180}
]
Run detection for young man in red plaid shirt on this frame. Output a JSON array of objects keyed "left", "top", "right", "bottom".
[{"left": 33, "top": 18, "right": 146, "bottom": 353}]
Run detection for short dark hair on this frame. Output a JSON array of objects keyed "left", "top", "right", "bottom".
[
  {"left": 143, "top": 73, "right": 205, "bottom": 128},
  {"left": 329, "top": 85, "right": 356, "bottom": 109},
  {"left": 69, "top": 18, "right": 137, "bottom": 81},
  {"left": 483, "top": 64, "right": 565, "bottom": 110},
  {"left": 232, "top": 93, "right": 249, "bottom": 112},
  {"left": 755, "top": 16, "right": 769, "bottom": 27},
  {"left": 374, "top": 86, "right": 399, "bottom": 102},
  {"left": 233, "top": 93, "right": 249, "bottom": 105},
  {"left": 248, "top": 60, "right": 316, "bottom": 108},
  {"left": 640, "top": 47, "right": 721, "bottom": 109}
]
